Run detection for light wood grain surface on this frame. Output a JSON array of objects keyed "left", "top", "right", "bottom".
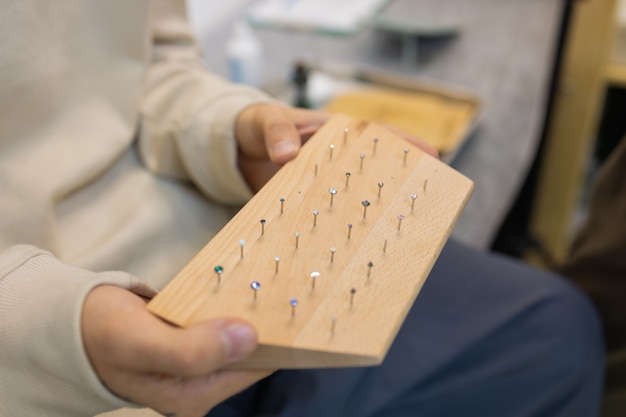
[{"left": 147, "top": 115, "right": 473, "bottom": 369}]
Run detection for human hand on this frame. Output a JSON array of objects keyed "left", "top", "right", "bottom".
[
  {"left": 82, "top": 285, "right": 270, "bottom": 417},
  {"left": 235, "top": 103, "right": 439, "bottom": 193},
  {"left": 235, "top": 103, "right": 330, "bottom": 192}
]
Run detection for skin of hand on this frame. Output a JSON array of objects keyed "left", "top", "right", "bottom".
[
  {"left": 235, "top": 103, "right": 439, "bottom": 192},
  {"left": 82, "top": 285, "right": 271, "bottom": 417}
]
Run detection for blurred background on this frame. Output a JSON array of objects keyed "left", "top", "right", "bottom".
[
  {"left": 185, "top": 1, "right": 626, "bottom": 413},
  {"left": 187, "top": 0, "right": 623, "bottom": 261}
]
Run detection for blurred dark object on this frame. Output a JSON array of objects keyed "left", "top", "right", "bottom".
[
  {"left": 291, "top": 62, "right": 311, "bottom": 108},
  {"left": 595, "top": 86, "right": 626, "bottom": 165}
]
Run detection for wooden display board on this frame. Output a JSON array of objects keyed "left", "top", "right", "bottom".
[{"left": 147, "top": 114, "right": 473, "bottom": 369}]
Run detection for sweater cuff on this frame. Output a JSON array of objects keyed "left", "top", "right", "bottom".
[
  {"left": 0, "top": 245, "right": 156, "bottom": 417},
  {"left": 181, "top": 87, "right": 270, "bottom": 205}
]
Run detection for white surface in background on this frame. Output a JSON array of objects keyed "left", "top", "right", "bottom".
[
  {"left": 248, "top": 0, "right": 389, "bottom": 33},
  {"left": 187, "top": 0, "right": 250, "bottom": 35}
]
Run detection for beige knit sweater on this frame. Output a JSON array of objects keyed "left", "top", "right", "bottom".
[{"left": 0, "top": 1, "right": 268, "bottom": 416}]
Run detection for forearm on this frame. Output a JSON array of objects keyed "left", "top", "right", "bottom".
[{"left": 138, "top": 0, "right": 270, "bottom": 205}]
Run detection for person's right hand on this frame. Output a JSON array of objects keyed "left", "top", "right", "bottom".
[{"left": 81, "top": 285, "right": 270, "bottom": 417}]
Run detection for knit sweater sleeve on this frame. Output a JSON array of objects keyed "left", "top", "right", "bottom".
[
  {"left": 0, "top": 245, "right": 156, "bottom": 417},
  {"left": 138, "top": 0, "right": 270, "bottom": 205}
]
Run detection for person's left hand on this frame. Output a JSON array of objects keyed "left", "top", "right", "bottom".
[
  {"left": 235, "top": 103, "right": 329, "bottom": 192},
  {"left": 82, "top": 285, "right": 270, "bottom": 417},
  {"left": 235, "top": 103, "right": 439, "bottom": 193}
]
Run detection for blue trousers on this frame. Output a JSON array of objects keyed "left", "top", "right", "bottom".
[{"left": 208, "top": 240, "right": 605, "bottom": 417}]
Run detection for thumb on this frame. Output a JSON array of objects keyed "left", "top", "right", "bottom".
[
  {"left": 121, "top": 314, "right": 258, "bottom": 377},
  {"left": 160, "top": 319, "right": 258, "bottom": 377},
  {"left": 236, "top": 103, "right": 302, "bottom": 165},
  {"left": 261, "top": 107, "right": 301, "bottom": 165},
  {"left": 214, "top": 320, "right": 259, "bottom": 364}
]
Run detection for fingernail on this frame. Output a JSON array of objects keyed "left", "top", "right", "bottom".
[
  {"left": 221, "top": 323, "right": 257, "bottom": 362},
  {"left": 270, "top": 141, "right": 297, "bottom": 161}
]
